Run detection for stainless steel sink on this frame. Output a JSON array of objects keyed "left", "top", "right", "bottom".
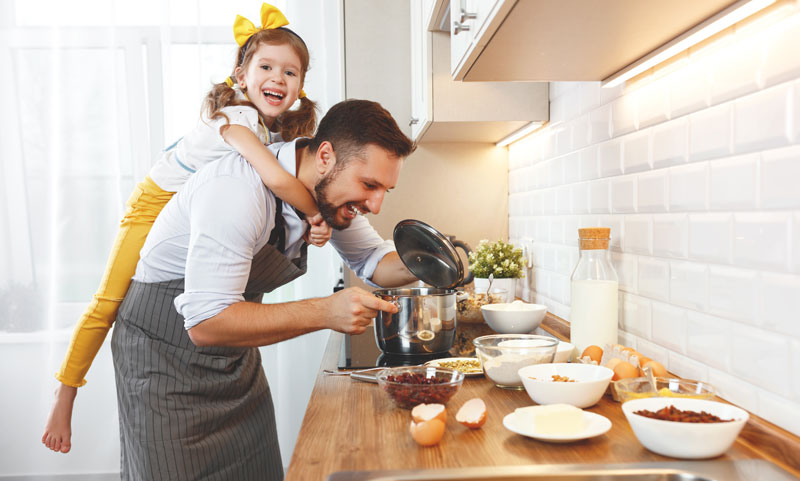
[{"left": 327, "top": 459, "right": 798, "bottom": 481}]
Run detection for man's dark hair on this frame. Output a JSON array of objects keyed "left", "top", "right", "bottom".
[{"left": 307, "top": 99, "right": 415, "bottom": 166}]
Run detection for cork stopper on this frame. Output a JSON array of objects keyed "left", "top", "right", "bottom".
[{"left": 578, "top": 227, "right": 610, "bottom": 250}]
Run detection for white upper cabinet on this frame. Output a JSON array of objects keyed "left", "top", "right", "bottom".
[
  {"left": 446, "top": 0, "right": 745, "bottom": 81},
  {"left": 410, "top": 0, "right": 548, "bottom": 143}
]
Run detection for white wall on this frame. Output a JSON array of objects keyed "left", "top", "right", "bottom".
[{"left": 509, "top": 5, "right": 800, "bottom": 436}]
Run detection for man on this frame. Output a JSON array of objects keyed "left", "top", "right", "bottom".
[{"left": 111, "top": 99, "right": 417, "bottom": 481}]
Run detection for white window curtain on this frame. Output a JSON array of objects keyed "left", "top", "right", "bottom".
[{"left": 0, "top": 0, "right": 344, "bottom": 475}]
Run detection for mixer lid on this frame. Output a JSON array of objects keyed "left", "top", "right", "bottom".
[{"left": 393, "top": 219, "right": 465, "bottom": 289}]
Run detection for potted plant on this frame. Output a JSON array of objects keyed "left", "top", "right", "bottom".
[{"left": 467, "top": 239, "right": 524, "bottom": 302}]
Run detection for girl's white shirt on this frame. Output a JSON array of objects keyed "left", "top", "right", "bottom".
[{"left": 148, "top": 90, "right": 274, "bottom": 192}]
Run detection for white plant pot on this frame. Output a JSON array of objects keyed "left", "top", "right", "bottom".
[{"left": 473, "top": 277, "right": 516, "bottom": 303}]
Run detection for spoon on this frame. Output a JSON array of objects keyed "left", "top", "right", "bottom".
[{"left": 487, "top": 273, "right": 494, "bottom": 294}]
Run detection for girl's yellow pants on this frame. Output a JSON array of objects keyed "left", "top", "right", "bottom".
[{"left": 55, "top": 176, "right": 174, "bottom": 387}]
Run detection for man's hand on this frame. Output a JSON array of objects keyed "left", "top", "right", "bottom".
[
  {"left": 304, "top": 213, "right": 332, "bottom": 247},
  {"left": 326, "top": 287, "right": 398, "bottom": 334}
]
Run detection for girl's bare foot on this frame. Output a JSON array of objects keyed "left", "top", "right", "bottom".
[{"left": 42, "top": 383, "right": 77, "bottom": 453}]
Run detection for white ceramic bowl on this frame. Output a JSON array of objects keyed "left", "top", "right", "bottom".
[
  {"left": 518, "top": 363, "right": 614, "bottom": 408},
  {"left": 622, "top": 397, "right": 749, "bottom": 459},
  {"left": 481, "top": 301, "right": 547, "bottom": 334},
  {"left": 553, "top": 341, "right": 575, "bottom": 363}
]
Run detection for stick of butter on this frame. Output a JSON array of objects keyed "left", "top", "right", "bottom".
[{"left": 515, "top": 404, "right": 585, "bottom": 435}]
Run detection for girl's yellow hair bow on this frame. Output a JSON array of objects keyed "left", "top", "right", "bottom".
[{"left": 233, "top": 3, "right": 290, "bottom": 47}]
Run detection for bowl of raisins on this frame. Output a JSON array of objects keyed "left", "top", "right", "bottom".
[{"left": 376, "top": 366, "right": 464, "bottom": 409}]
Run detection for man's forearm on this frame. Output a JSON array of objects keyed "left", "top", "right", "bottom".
[
  {"left": 370, "top": 252, "right": 418, "bottom": 288},
  {"left": 187, "top": 298, "right": 328, "bottom": 348}
]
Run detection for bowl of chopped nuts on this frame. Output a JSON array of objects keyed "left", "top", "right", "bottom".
[
  {"left": 376, "top": 366, "right": 464, "bottom": 409},
  {"left": 622, "top": 397, "right": 749, "bottom": 459},
  {"left": 518, "top": 363, "right": 614, "bottom": 408}
]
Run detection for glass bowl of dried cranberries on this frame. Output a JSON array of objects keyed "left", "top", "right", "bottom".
[{"left": 376, "top": 366, "right": 464, "bottom": 409}]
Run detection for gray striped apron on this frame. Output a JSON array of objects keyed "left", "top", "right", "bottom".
[{"left": 111, "top": 201, "right": 307, "bottom": 481}]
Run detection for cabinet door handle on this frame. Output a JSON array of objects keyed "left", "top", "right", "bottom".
[
  {"left": 459, "top": 9, "right": 477, "bottom": 23},
  {"left": 409, "top": 118, "right": 419, "bottom": 126},
  {"left": 453, "top": 21, "right": 470, "bottom": 35}
]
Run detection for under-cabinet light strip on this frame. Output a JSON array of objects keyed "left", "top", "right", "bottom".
[
  {"left": 496, "top": 121, "right": 546, "bottom": 147},
  {"left": 602, "top": 0, "right": 775, "bottom": 88}
]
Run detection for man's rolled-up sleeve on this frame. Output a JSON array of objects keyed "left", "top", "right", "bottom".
[
  {"left": 174, "top": 175, "right": 271, "bottom": 329},
  {"left": 330, "top": 216, "right": 396, "bottom": 287}
]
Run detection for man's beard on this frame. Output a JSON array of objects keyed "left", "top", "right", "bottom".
[{"left": 314, "top": 170, "right": 352, "bottom": 230}]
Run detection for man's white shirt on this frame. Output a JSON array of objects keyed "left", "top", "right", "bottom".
[{"left": 133, "top": 139, "right": 395, "bottom": 329}]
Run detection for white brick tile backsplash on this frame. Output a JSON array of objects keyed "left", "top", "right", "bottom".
[
  {"left": 689, "top": 103, "right": 732, "bottom": 161},
  {"left": 589, "top": 104, "right": 612, "bottom": 144},
  {"left": 731, "top": 324, "right": 791, "bottom": 397},
  {"left": 611, "top": 176, "right": 636, "bottom": 214},
  {"left": 688, "top": 213, "right": 732, "bottom": 264},
  {"left": 652, "top": 117, "right": 688, "bottom": 168},
  {"left": 621, "top": 293, "right": 652, "bottom": 339},
  {"left": 669, "top": 260, "right": 707, "bottom": 310},
  {"left": 638, "top": 257, "right": 670, "bottom": 302},
  {"left": 623, "top": 132, "right": 651, "bottom": 174},
  {"left": 571, "top": 183, "right": 589, "bottom": 215},
  {"left": 651, "top": 301, "right": 686, "bottom": 354},
  {"left": 580, "top": 82, "right": 602, "bottom": 113},
  {"left": 762, "top": 14, "right": 800, "bottom": 88},
  {"left": 670, "top": 163, "right": 708, "bottom": 211},
  {"left": 759, "top": 272, "right": 800, "bottom": 337},
  {"left": 564, "top": 152, "right": 581, "bottom": 184},
  {"left": 670, "top": 60, "right": 710, "bottom": 119},
  {"left": 598, "top": 140, "right": 623, "bottom": 177},
  {"left": 637, "top": 76, "right": 671, "bottom": 129},
  {"left": 579, "top": 146, "right": 598, "bottom": 182},
  {"left": 734, "top": 84, "right": 791, "bottom": 154},
  {"left": 653, "top": 214, "right": 689, "bottom": 258},
  {"left": 708, "top": 368, "right": 759, "bottom": 413},
  {"left": 588, "top": 179, "right": 610, "bottom": 214},
  {"left": 708, "top": 31, "right": 762, "bottom": 105},
  {"left": 709, "top": 154, "right": 758, "bottom": 210},
  {"left": 758, "top": 391, "right": 800, "bottom": 438},
  {"left": 611, "top": 93, "right": 637, "bottom": 137},
  {"left": 612, "top": 252, "right": 638, "bottom": 294},
  {"left": 512, "top": 11, "right": 800, "bottom": 437},
  {"left": 637, "top": 171, "right": 668, "bottom": 213},
  {"left": 761, "top": 145, "right": 800, "bottom": 209},
  {"left": 733, "top": 212, "right": 790, "bottom": 270},
  {"left": 624, "top": 215, "right": 652, "bottom": 255},
  {"left": 667, "top": 352, "right": 709, "bottom": 383},
  {"left": 708, "top": 266, "right": 757, "bottom": 322},
  {"left": 686, "top": 311, "right": 731, "bottom": 371}
]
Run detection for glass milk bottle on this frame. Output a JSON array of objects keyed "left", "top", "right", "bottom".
[{"left": 569, "top": 227, "right": 619, "bottom": 355}]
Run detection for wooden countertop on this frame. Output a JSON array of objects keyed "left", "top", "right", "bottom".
[{"left": 285, "top": 314, "right": 800, "bottom": 481}]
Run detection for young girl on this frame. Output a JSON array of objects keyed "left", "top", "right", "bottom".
[{"left": 42, "top": 3, "right": 327, "bottom": 453}]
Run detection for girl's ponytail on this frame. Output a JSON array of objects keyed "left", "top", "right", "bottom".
[
  {"left": 277, "top": 96, "right": 318, "bottom": 141},
  {"left": 203, "top": 80, "right": 252, "bottom": 125}
]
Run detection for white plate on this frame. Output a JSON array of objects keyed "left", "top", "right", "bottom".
[
  {"left": 424, "top": 357, "right": 483, "bottom": 377},
  {"left": 502, "top": 410, "right": 611, "bottom": 443}
]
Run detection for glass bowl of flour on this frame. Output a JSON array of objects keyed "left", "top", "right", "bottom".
[{"left": 473, "top": 335, "right": 558, "bottom": 389}]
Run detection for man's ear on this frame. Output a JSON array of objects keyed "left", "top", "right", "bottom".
[{"left": 316, "top": 141, "right": 336, "bottom": 175}]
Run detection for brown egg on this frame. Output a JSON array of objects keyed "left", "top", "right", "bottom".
[
  {"left": 644, "top": 360, "right": 668, "bottom": 377},
  {"left": 612, "top": 361, "right": 639, "bottom": 381},
  {"left": 604, "top": 357, "right": 623, "bottom": 371},
  {"left": 637, "top": 356, "right": 653, "bottom": 368},
  {"left": 409, "top": 418, "right": 446, "bottom": 446},
  {"left": 581, "top": 345, "right": 603, "bottom": 363},
  {"left": 411, "top": 403, "right": 446, "bottom": 424}
]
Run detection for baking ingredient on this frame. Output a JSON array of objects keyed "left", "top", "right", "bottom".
[
  {"left": 612, "top": 361, "right": 639, "bottom": 381},
  {"left": 644, "top": 360, "right": 667, "bottom": 377},
  {"left": 515, "top": 404, "right": 585, "bottom": 435},
  {"left": 382, "top": 372, "right": 459, "bottom": 408},
  {"left": 409, "top": 418, "right": 446, "bottom": 446},
  {"left": 581, "top": 345, "right": 603, "bottom": 363},
  {"left": 634, "top": 405, "right": 734, "bottom": 423},
  {"left": 570, "top": 280, "right": 619, "bottom": 354},
  {"left": 411, "top": 403, "right": 446, "bottom": 424},
  {"left": 456, "top": 398, "right": 487, "bottom": 429},
  {"left": 481, "top": 350, "right": 553, "bottom": 387},
  {"left": 637, "top": 356, "right": 653, "bottom": 369},
  {"left": 436, "top": 359, "right": 482, "bottom": 373},
  {"left": 605, "top": 357, "right": 622, "bottom": 371}
]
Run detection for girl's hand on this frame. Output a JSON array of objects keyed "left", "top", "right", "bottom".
[{"left": 305, "top": 213, "right": 332, "bottom": 247}]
